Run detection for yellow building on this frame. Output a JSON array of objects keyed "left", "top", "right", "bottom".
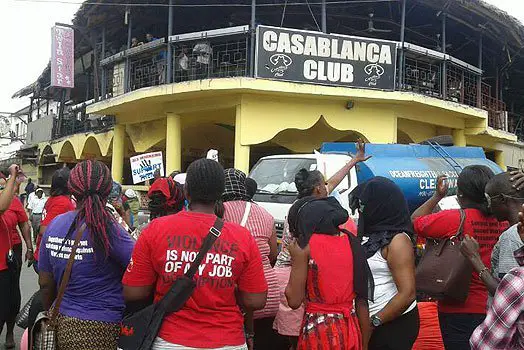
[{"left": 14, "top": 1, "right": 524, "bottom": 186}]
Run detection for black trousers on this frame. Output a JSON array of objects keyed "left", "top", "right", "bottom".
[
  {"left": 439, "top": 312, "right": 485, "bottom": 350},
  {"left": 254, "top": 317, "right": 283, "bottom": 350},
  {"left": 369, "top": 306, "right": 420, "bottom": 350},
  {"left": 0, "top": 244, "right": 22, "bottom": 325}
]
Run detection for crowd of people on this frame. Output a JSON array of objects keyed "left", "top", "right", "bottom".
[{"left": 0, "top": 142, "right": 524, "bottom": 349}]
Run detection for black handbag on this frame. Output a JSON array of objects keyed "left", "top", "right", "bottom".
[{"left": 118, "top": 217, "right": 224, "bottom": 350}]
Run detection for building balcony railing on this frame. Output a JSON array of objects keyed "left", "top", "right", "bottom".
[
  {"left": 25, "top": 106, "right": 115, "bottom": 145},
  {"left": 52, "top": 113, "right": 115, "bottom": 139},
  {"left": 98, "top": 25, "right": 511, "bottom": 134},
  {"left": 100, "top": 26, "right": 250, "bottom": 98}
]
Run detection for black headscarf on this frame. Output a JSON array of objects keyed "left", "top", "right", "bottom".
[
  {"left": 288, "top": 196, "right": 374, "bottom": 301},
  {"left": 349, "top": 176, "right": 414, "bottom": 259},
  {"left": 288, "top": 196, "right": 348, "bottom": 248}
]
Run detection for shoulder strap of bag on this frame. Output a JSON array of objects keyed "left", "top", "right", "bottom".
[
  {"left": 436, "top": 209, "right": 466, "bottom": 256},
  {"left": 240, "top": 202, "right": 252, "bottom": 228},
  {"left": 453, "top": 209, "right": 467, "bottom": 239},
  {"left": 49, "top": 223, "right": 87, "bottom": 324},
  {"left": 184, "top": 217, "right": 224, "bottom": 279}
]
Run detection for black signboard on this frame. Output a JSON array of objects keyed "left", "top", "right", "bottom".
[{"left": 255, "top": 26, "right": 398, "bottom": 90}]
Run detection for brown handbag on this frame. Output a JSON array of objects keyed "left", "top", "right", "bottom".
[{"left": 415, "top": 209, "right": 472, "bottom": 303}]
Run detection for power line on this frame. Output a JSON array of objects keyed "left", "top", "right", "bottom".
[{"left": 11, "top": 0, "right": 399, "bottom": 8}]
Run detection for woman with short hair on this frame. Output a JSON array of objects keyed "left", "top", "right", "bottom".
[{"left": 123, "top": 159, "right": 268, "bottom": 350}]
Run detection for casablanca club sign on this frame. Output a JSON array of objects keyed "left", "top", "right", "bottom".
[{"left": 255, "top": 26, "right": 397, "bottom": 90}]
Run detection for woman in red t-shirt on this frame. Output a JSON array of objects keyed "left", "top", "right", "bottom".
[
  {"left": 0, "top": 165, "right": 32, "bottom": 349},
  {"left": 34, "top": 168, "right": 75, "bottom": 272},
  {"left": 123, "top": 159, "right": 268, "bottom": 349},
  {"left": 285, "top": 196, "right": 371, "bottom": 350},
  {"left": 412, "top": 165, "right": 507, "bottom": 350}
]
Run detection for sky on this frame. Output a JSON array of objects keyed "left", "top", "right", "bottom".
[{"left": 1, "top": 0, "right": 524, "bottom": 114}]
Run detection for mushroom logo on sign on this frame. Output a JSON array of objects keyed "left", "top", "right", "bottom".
[
  {"left": 266, "top": 54, "right": 293, "bottom": 77},
  {"left": 364, "top": 63, "right": 385, "bottom": 86}
]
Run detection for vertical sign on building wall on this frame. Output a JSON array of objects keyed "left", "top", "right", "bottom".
[{"left": 51, "top": 25, "right": 74, "bottom": 88}]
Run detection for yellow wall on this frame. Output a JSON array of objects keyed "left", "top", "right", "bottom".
[
  {"left": 49, "top": 77, "right": 523, "bottom": 180},
  {"left": 397, "top": 118, "right": 436, "bottom": 143},
  {"left": 239, "top": 94, "right": 397, "bottom": 146}
]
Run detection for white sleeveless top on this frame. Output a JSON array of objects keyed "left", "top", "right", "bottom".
[{"left": 367, "top": 234, "right": 417, "bottom": 316}]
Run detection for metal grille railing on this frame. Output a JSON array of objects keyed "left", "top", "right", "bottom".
[
  {"left": 129, "top": 48, "right": 168, "bottom": 90},
  {"left": 95, "top": 27, "right": 514, "bottom": 134},
  {"left": 445, "top": 63, "right": 479, "bottom": 107},
  {"left": 401, "top": 56, "right": 441, "bottom": 98},
  {"left": 53, "top": 108, "right": 115, "bottom": 139},
  {"left": 172, "top": 38, "right": 249, "bottom": 82},
  {"left": 481, "top": 82, "right": 507, "bottom": 131}
]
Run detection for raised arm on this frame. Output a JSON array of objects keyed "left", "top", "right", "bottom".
[
  {"left": 326, "top": 139, "right": 371, "bottom": 195},
  {"left": 0, "top": 165, "right": 21, "bottom": 215},
  {"left": 411, "top": 175, "right": 448, "bottom": 221}
]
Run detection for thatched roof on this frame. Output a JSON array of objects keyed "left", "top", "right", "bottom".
[
  {"left": 12, "top": 63, "right": 50, "bottom": 99},
  {"left": 13, "top": 0, "right": 524, "bottom": 101}
]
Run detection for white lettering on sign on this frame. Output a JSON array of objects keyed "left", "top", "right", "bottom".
[
  {"left": 262, "top": 30, "right": 393, "bottom": 65},
  {"left": 388, "top": 169, "right": 460, "bottom": 197},
  {"left": 389, "top": 170, "right": 459, "bottom": 179},
  {"left": 303, "top": 60, "right": 354, "bottom": 83}
]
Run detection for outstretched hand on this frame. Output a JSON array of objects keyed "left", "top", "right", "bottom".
[
  {"left": 352, "top": 139, "right": 372, "bottom": 163},
  {"left": 434, "top": 175, "right": 449, "bottom": 200},
  {"left": 460, "top": 236, "right": 481, "bottom": 262}
]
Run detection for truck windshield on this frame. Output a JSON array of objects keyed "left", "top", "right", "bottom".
[{"left": 250, "top": 158, "right": 316, "bottom": 194}]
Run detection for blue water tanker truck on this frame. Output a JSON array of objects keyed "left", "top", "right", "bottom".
[{"left": 249, "top": 142, "right": 502, "bottom": 236}]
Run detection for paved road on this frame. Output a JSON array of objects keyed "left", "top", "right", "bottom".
[{"left": 0, "top": 261, "right": 39, "bottom": 350}]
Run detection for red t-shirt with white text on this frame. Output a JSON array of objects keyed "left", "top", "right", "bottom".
[
  {"left": 414, "top": 209, "right": 508, "bottom": 314},
  {"left": 123, "top": 211, "right": 267, "bottom": 348},
  {"left": 34, "top": 195, "right": 75, "bottom": 260},
  {"left": 10, "top": 197, "right": 28, "bottom": 245}
]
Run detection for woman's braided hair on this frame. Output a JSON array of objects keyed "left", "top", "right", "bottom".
[{"left": 68, "top": 160, "right": 115, "bottom": 256}]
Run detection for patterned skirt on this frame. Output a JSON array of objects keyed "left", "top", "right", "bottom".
[
  {"left": 56, "top": 314, "right": 120, "bottom": 350},
  {"left": 297, "top": 312, "right": 361, "bottom": 350}
]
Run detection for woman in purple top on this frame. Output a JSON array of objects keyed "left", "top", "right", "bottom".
[{"left": 38, "top": 160, "right": 134, "bottom": 350}]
